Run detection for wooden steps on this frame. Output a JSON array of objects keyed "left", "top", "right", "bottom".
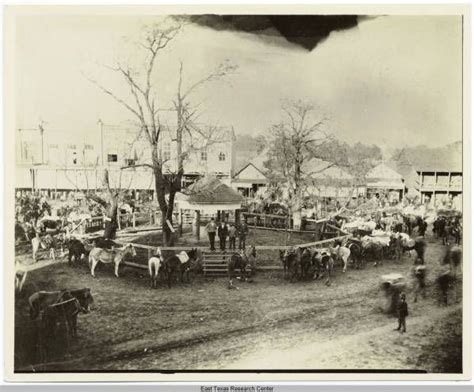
[{"left": 202, "top": 250, "right": 252, "bottom": 277}]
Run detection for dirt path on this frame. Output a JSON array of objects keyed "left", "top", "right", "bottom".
[
  {"left": 214, "top": 305, "right": 462, "bottom": 371},
  {"left": 15, "top": 234, "right": 463, "bottom": 373}
]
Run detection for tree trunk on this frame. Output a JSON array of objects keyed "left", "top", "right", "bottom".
[
  {"left": 152, "top": 148, "right": 173, "bottom": 246},
  {"left": 103, "top": 209, "right": 118, "bottom": 239}
]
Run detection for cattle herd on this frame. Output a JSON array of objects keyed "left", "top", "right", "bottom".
[{"left": 15, "top": 208, "right": 463, "bottom": 346}]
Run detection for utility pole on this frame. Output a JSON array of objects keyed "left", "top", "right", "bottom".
[
  {"left": 98, "top": 119, "right": 104, "bottom": 166},
  {"left": 18, "top": 128, "right": 23, "bottom": 162},
  {"left": 38, "top": 122, "right": 45, "bottom": 164}
]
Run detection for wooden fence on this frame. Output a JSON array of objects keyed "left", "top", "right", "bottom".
[
  {"left": 242, "top": 212, "right": 328, "bottom": 233},
  {"left": 115, "top": 221, "right": 351, "bottom": 271}
]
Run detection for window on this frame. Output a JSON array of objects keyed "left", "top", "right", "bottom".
[
  {"left": 125, "top": 159, "right": 136, "bottom": 166},
  {"left": 200, "top": 150, "right": 207, "bottom": 161},
  {"left": 67, "top": 144, "right": 76, "bottom": 149},
  {"left": 84, "top": 144, "right": 94, "bottom": 150},
  {"left": 107, "top": 154, "right": 118, "bottom": 163},
  {"left": 219, "top": 152, "right": 226, "bottom": 161},
  {"left": 163, "top": 142, "right": 171, "bottom": 161}
]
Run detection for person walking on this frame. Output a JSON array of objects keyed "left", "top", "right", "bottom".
[
  {"left": 395, "top": 293, "right": 409, "bottom": 333},
  {"left": 419, "top": 219, "right": 428, "bottom": 237},
  {"left": 413, "top": 265, "right": 427, "bottom": 302},
  {"left": 205, "top": 217, "right": 217, "bottom": 251},
  {"left": 217, "top": 221, "right": 228, "bottom": 252},
  {"left": 228, "top": 223, "right": 237, "bottom": 251},
  {"left": 238, "top": 219, "right": 249, "bottom": 250}
]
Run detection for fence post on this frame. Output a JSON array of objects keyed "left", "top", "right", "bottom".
[
  {"left": 178, "top": 209, "right": 183, "bottom": 237},
  {"left": 117, "top": 211, "right": 121, "bottom": 231},
  {"left": 132, "top": 212, "right": 136, "bottom": 228}
]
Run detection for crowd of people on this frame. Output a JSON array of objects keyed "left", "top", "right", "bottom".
[{"left": 204, "top": 218, "right": 249, "bottom": 252}]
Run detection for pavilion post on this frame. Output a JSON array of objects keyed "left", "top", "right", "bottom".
[
  {"left": 193, "top": 210, "right": 201, "bottom": 240},
  {"left": 178, "top": 209, "right": 183, "bottom": 237},
  {"left": 217, "top": 210, "right": 221, "bottom": 222}
]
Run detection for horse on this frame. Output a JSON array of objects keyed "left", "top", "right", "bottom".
[
  {"left": 403, "top": 215, "right": 423, "bottom": 236},
  {"left": 299, "top": 248, "right": 313, "bottom": 280},
  {"left": 347, "top": 241, "right": 364, "bottom": 269},
  {"left": 35, "top": 288, "right": 93, "bottom": 338},
  {"left": 67, "top": 238, "right": 88, "bottom": 266},
  {"left": 161, "top": 248, "right": 200, "bottom": 288},
  {"left": 281, "top": 248, "right": 300, "bottom": 282},
  {"left": 361, "top": 241, "right": 384, "bottom": 266},
  {"left": 239, "top": 246, "right": 256, "bottom": 277},
  {"left": 396, "top": 235, "right": 426, "bottom": 264},
  {"left": 319, "top": 251, "right": 334, "bottom": 286},
  {"left": 32, "top": 232, "right": 61, "bottom": 262},
  {"left": 88, "top": 244, "right": 136, "bottom": 277},
  {"left": 329, "top": 243, "right": 351, "bottom": 273},
  {"left": 148, "top": 247, "right": 163, "bottom": 289},
  {"left": 310, "top": 249, "right": 323, "bottom": 280},
  {"left": 227, "top": 250, "right": 250, "bottom": 289}
]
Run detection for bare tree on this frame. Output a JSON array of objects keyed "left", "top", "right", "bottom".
[
  {"left": 263, "top": 100, "right": 347, "bottom": 228},
  {"left": 86, "top": 20, "right": 236, "bottom": 245}
]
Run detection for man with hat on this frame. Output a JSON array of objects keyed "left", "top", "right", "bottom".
[{"left": 395, "top": 293, "right": 409, "bottom": 333}]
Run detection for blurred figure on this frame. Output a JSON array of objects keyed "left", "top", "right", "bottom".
[
  {"left": 436, "top": 270, "right": 456, "bottom": 306},
  {"left": 413, "top": 265, "right": 427, "bottom": 303}
]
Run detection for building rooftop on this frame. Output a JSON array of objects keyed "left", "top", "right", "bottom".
[
  {"left": 183, "top": 176, "right": 245, "bottom": 204},
  {"left": 366, "top": 163, "right": 403, "bottom": 181}
]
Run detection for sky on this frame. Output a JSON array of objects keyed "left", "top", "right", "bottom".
[{"left": 14, "top": 14, "right": 463, "bottom": 151}]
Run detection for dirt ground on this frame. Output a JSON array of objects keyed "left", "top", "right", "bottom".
[{"left": 14, "top": 230, "right": 463, "bottom": 373}]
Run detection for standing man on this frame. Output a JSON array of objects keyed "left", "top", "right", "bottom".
[
  {"left": 228, "top": 223, "right": 237, "bottom": 251},
  {"left": 238, "top": 219, "right": 249, "bottom": 250},
  {"left": 395, "top": 293, "right": 409, "bottom": 333},
  {"left": 419, "top": 219, "right": 428, "bottom": 237},
  {"left": 217, "top": 220, "right": 228, "bottom": 252},
  {"left": 205, "top": 217, "right": 217, "bottom": 251}
]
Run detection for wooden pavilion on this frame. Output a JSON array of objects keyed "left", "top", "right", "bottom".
[{"left": 175, "top": 176, "right": 245, "bottom": 239}]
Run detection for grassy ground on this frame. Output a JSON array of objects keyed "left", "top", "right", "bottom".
[{"left": 14, "top": 229, "right": 463, "bottom": 373}]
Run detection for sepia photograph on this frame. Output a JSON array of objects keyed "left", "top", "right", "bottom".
[{"left": 4, "top": 4, "right": 470, "bottom": 382}]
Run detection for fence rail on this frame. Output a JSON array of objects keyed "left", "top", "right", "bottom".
[{"left": 115, "top": 224, "right": 352, "bottom": 257}]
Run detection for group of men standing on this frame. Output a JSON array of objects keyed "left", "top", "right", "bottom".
[{"left": 204, "top": 218, "right": 249, "bottom": 252}]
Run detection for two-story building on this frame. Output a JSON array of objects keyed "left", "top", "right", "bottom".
[
  {"left": 417, "top": 166, "right": 462, "bottom": 209},
  {"left": 15, "top": 122, "right": 236, "bottom": 195}
]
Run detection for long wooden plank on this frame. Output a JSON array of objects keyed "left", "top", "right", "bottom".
[{"left": 116, "top": 232, "right": 352, "bottom": 252}]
